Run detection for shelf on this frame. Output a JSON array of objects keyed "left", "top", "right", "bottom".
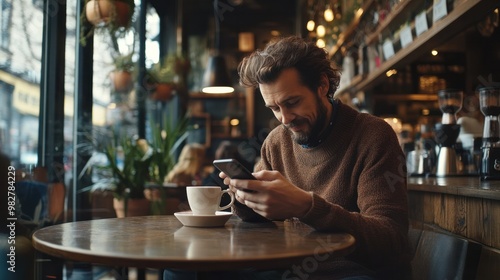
[
  {"left": 337, "top": 0, "right": 498, "bottom": 95},
  {"left": 365, "top": 0, "right": 424, "bottom": 45},
  {"left": 328, "top": 0, "right": 376, "bottom": 58},
  {"left": 372, "top": 93, "right": 438, "bottom": 102}
]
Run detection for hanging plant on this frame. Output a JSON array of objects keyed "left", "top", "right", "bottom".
[
  {"left": 80, "top": 0, "right": 136, "bottom": 46},
  {"left": 110, "top": 52, "right": 136, "bottom": 92},
  {"left": 146, "top": 54, "right": 190, "bottom": 101}
]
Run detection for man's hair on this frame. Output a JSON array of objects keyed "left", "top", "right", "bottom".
[{"left": 237, "top": 36, "right": 341, "bottom": 100}]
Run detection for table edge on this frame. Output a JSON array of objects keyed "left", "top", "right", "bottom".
[{"left": 32, "top": 227, "right": 356, "bottom": 270}]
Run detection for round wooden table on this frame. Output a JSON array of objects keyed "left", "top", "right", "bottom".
[{"left": 32, "top": 215, "right": 355, "bottom": 272}]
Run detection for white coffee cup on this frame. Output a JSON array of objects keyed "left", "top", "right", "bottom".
[{"left": 186, "top": 186, "right": 235, "bottom": 215}]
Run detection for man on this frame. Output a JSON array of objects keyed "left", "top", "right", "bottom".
[{"left": 221, "top": 36, "right": 412, "bottom": 279}]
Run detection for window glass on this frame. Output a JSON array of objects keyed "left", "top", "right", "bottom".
[
  {"left": 94, "top": 2, "right": 140, "bottom": 139},
  {"left": 64, "top": 0, "right": 76, "bottom": 190},
  {"left": 102, "top": 2, "right": 160, "bottom": 139},
  {"left": 146, "top": 6, "right": 160, "bottom": 67},
  {"left": 0, "top": 0, "right": 162, "bottom": 221},
  {"left": 0, "top": 0, "right": 12, "bottom": 49},
  {"left": 0, "top": 0, "right": 42, "bottom": 171},
  {"left": 80, "top": 1, "right": 160, "bottom": 217}
]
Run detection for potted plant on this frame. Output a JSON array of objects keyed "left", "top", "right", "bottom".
[
  {"left": 104, "top": 135, "right": 152, "bottom": 217},
  {"left": 80, "top": 0, "right": 136, "bottom": 46},
  {"left": 80, "top": 114, "right": 189, "bottom": 217},
  {"left": 147, "top": 55, "right": 190, "bottom": 101},
  {"left": 110, "top": 52, "right": 135, "bottom": 92},
  {"left": 143, "top": 115, "right": 189, "bottom": 214}
]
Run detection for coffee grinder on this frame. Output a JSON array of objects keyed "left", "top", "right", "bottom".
[
  {"left": 480, "top": 86, "right": 500, "bottom": 180},
  {"left": 435, "top": 89, "right": 463, "bottom": 176}
]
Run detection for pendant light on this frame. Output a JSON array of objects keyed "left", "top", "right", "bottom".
[{"left": 202, "top": 0, "right": 234, "bottom": 94}]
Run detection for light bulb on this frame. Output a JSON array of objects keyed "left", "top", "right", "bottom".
[
  {"left": 385, "top": 69, "right": 397, "bottom": 77},
  {"left": 306, "top": 20, "right": 315, "bottom": 32},
  {"left": 316, "top": 25, "right": 326, "bottom": 37},
  {"left": 230, "top": 118, "right": 240, "bottom": 126},
  {"left": 324, "top": 6, "right": 334, "bottom": 22},
  {"left": 316, "top": 39, "right": 326, "bottom": 48}
]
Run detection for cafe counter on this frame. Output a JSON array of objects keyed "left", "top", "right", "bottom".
[{"left": 407, "top": 176, "right": 500, "bottom": 250}]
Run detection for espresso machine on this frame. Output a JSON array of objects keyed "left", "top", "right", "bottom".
[
  {"left": 435, "top": 89, "right": 463, "bottom": 176},
  {"left": 480, "top": 86, "right": 500, "bottom": 180}
]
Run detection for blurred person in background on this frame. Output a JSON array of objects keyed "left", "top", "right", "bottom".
[{"left": 165, "top": 143, "right": 207, "bottom": 186}]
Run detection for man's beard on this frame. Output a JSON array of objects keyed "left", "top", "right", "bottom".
[{"left": 285, "top": 97, "right": 328, "bottom": 146}]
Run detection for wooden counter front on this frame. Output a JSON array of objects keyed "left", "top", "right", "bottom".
[{"left": 407, "top": 176, "right": 500, "bottom": 250}]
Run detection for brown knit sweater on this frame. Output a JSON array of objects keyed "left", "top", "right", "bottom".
[{"left": 235, "top": 101, "right": 412, "bottom": 279}]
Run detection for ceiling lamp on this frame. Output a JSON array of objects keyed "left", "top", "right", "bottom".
[
  {"left": 202, "top": 0, "right": 234, "bottom": 94},
  {"left": 202, "top": 54, "right": 234, "bottom": 94}
]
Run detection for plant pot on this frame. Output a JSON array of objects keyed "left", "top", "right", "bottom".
[
  {"left": 144, "top": 187, "right": 187, "bottom": 215},
  {"left": 85, "top": 0, "right": 133, "bottom": 27},
  {"left": 151, "top": 83, "right": 175, "bottom": 101},
  {"left": 113, "top": 197, "right": 150, "bottom": 218},
  {"left": 144, "top": 188, "right": 162, "bottom": 202},
  {"left": 110, "top": 70, "right": 133, "bottom": 92},
  {"left": 91, "top": 190, "right": 117, "bottom": 219}
]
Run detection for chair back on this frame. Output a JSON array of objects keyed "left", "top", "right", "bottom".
[
  {"left": 410, "top": 228, "right": 481, "bottom": 280},
  {"left": 16, "top": 166, "right": 65, "bottom": 224}
]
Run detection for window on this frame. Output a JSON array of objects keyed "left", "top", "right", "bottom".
[
  {"left": 32, "top": 0, "right": 43, "bottom": 10},
  {"left": 0, "top": 0, "right": 42, "bottom": 168},
  {"left": 0, "top": 0, "right": 12, "bottom": 49}
]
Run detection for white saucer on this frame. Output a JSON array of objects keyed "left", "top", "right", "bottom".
[{"left": 174, "top": 211, "right": 233, "bottom": 227}]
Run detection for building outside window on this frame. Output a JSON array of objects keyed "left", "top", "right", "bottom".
[{"left": 0, "top": 0, "right": 42, "bottom": 168}]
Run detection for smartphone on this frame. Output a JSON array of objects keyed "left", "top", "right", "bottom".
[{"left": 213, "top": 158, "right": 256, "bottom": 180}]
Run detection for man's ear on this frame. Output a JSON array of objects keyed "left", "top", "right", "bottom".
[{"left": 319, "top": 74, "right": 329, "bottom": 96}]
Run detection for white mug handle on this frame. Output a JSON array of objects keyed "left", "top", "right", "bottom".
[{"left": 218, "top": 189, "right": 235, "bottom": 211}]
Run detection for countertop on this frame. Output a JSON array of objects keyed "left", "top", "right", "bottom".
[{"left": 407, "top": 176, "right": 500, "bottom": 201}]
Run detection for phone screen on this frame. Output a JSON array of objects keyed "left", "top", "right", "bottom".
[{"left": 213, "top": 159, "right": 256, "bottom": 180}]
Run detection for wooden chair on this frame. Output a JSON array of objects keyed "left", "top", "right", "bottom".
[{"left": 409, "top": 228, "right": 481, "bottom": 280}]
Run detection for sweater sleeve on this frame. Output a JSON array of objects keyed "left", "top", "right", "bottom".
[{"left": 300, "top": 119, "right": 411, "bottom": 270}]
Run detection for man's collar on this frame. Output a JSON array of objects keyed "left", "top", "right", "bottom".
[{"left": 301, "top": 99, "right": 339, "bottom": 149}]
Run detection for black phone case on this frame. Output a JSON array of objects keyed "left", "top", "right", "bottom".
[{"left": 213, "top": 159, "right": 256, "bottom": 180}]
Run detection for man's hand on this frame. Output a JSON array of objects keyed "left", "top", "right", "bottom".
[{"left": 220, "top": 170, "right": 313, "bottom": 220}]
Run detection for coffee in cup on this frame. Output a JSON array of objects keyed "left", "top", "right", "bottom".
[{"left": 186, "top": 186, "right": 235, "bottom": 215}]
